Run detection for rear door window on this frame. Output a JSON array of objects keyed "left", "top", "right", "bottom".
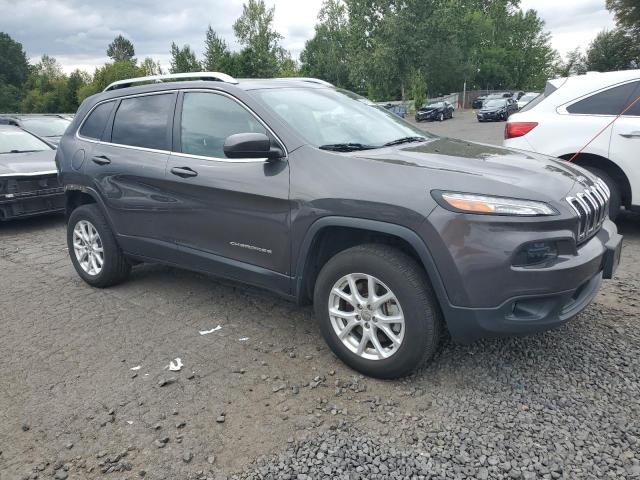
[
  {"left": 567, "top": 81, "right": 639, "bottom": 115},
  {"left": 623, "top": 83, "right": 640, "bottom": 117},
  {"left": 111, "top": 94, "right": 176, "bottom": 150},
  {"left": 79, "top": 101, "right": 116, "bottom": 140},
  {"left": 180, "top": 92, "right": 267, "bottom": 159}
]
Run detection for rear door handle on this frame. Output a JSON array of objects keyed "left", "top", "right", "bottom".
[
  {"left": 170, "top": 166, "right": 198, "bottom": 178},
  {"left": 91, "top": 155, "right": 111, "bottom": 165},
  {"left": 619, "top": 131, "right": 640, "bottom": 138}
]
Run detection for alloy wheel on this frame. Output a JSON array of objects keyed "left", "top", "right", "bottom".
[
  {"left": 328, "top": 273, "right": 405, "bottom": 360},
  {"left": 72, "top": 220, "right": 104, "bottom": 276}
]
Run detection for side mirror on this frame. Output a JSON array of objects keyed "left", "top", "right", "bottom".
[{"left": 223, "top": 133, "right": 283, "bottom": 160}]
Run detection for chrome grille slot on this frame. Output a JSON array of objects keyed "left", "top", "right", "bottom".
[{"left": 566, "top": 178, "right": 610, "bottom": 244}]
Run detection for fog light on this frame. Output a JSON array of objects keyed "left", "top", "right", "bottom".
[{"left": 513, "top": 241, "right": 558, "bottom": 267}]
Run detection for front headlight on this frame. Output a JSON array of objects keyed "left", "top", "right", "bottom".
[{"left": 435, "top": 191, "right": 557, "bottom": 216}]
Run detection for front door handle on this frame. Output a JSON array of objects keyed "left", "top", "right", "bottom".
[
  {"left": 170, "top": 166, "right": 198, "bottom": 178},
  {"left": 619, "top": 131, "right": 640, "bottom": 139},
  {"left": 91, "top": 155, "right": 111, "bottom": 165}
]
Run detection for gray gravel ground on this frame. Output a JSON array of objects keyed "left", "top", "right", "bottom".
[
  {"left": 411, "top": 109, "right": 506, "bottom": 145},
  {"left": 1, "top": 115, "right": 639, "bottom": 479}
]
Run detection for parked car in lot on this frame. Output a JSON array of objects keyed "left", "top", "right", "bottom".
[
  {"left": 415, "top": 101, "right": 454, "bottom": 122},
  {"left": 505, "top": 70, "right": 640, "bottom": 219},
  {"left": 58, "top": 72, "right": 621, "bottom": 378},
  {"left": 0, "top": 114, "right": 71, "bottom": 146},
  {"left": 472, "top": 95, "right": 486, "bottom": 109},
  {"left": 0, "top": 125, "right": 64, "bottom": 220},
  {"left": 517, "top": 92, "right": 539, "bottom": 110},
  {"left": 477, "top": 98, "right": 518, "bottom": 121},
  {"left": 383, "top": 103, "right": 407, "bottom": 118}
]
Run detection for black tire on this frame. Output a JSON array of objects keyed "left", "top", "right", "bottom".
[
  {"left": 67, "top": 204, "right": 131, "bottom": 288},
  {"left": 583, "top": 167, "right": 621, "bottom": 220},
  {"left": 313, "top": 244, "right": 441, "bottom": 379}
]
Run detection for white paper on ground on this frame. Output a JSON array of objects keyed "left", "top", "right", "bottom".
[
  {"left": 199, "top": 325, "right": 222, "bottom": 335},
  {"left": 168, "top": 358, "right": 183, "bottom": 371},
  {"left": 239, "top": 337, "right": 249, "bottom": 341},
  {"left": 130, "top": 365, "right": 141, "bottom": 371}
]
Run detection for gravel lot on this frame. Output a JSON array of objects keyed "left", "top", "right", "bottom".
[
  {"left": 411, "top": 109, "right": 506, "bottom": 146},
  {"left": 1, "top": 113, "right": 639, "bottom": 479}
]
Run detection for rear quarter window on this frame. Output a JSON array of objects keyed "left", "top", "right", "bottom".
[
  {"left": 79, "top": 101, "right": 116, "bottom": 140},
  {"left": 567, "top": 81, "right": 639, "bottom": 116}
]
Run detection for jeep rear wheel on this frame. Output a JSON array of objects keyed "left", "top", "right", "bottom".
[
  {"left": 314, "top": 244, "right": 441, "bottom": 378},
  {"left": 67, "top": 204, "right": 131, "bottom": 288}
]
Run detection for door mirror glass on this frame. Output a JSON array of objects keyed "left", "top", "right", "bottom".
[{"left": 223, "top": 133, "right": 283, "bottom": 160}]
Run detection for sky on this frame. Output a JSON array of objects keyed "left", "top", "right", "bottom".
[{"left": 0, "top": 0, "right": 616, "bottom": 74}]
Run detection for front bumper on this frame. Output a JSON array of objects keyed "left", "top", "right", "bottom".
[
  {"left": 477, "top": 111, "right": 504, "bottom": 121},
  {"left": 0, "top": 188, "right": 64, "bottom": 220},
  {"left": 421, "top": 211, "right": 622, "bottom": 343},
  {"left": 416, "top": 112, "right": 439, "bottom": 121}
]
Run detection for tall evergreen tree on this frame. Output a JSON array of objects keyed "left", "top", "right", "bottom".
[
  {"left": 169, "top": 43, "right": 201, "bottom": 73},
  {"left": 106, "top": 35, "right": 136, "bottom": 63}
]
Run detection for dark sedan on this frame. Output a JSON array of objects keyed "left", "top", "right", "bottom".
[
  {"left": 472, "top": 96, "right": 486, "bottom": 109},
  {"left": 0, "top": 125, "right": 64, "bottom": 220},
  {"left": 0, "top": 114, "right": 71, "bottom": 146},
  {"left": 477, "top": 98, "right": 518, "bottom": 122},
  {"left": 415, "top": 101, "right": 454, "bottom": 122}
]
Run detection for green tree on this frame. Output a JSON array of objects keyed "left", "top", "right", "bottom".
[
  {"left": 107, "top": 35, "right": 136, "bottom": 63},
  {"left": 409, "top": 69, "right": 427, "bottom": 110},
  {"left": 140, "top": 57, "right": 163, "bottom": 76},
  {"left": 0, "top": 83, "right": 22, "bottom": 112},
  {"left": 555, "top": 48, "right": 587, "bottom": 77},
  {"left": 21, "top": 55, "right": 67, "bottom": 112},
  {"left": 0, "top": 32, "right": 29, "bottom": 111},
  {"left": 60, "top": 69, "right": 90, "bottom": 112},
  {"left": 203, "top": 26, "right": 232, "bottom": 72},
  {"left": 0, "top": 32, "right": 29, "bottom": 87},
  {"left": 606, "top": 0, "right": 640, "bottom": 33},
  {"left": 300, "top": 0, "right": 352, "bottom": 87},
  {"left": 586, "top": 29, "right": 639, "bottom": 72},
  {"left": 78, "top": 61, "right": 142, "bottom": 102},
  {"left": 232, "top": 0, "right": 284, "bottom": 77},
  {"left": 169, "top": 43, "right": 201, "bottom": 73}
]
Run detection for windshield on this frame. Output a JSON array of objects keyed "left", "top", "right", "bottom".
[
  {"left": 252, "top": 88, "right": 430, "bottom": 148},
  {"left": 0, "top": 129, "right": 52, "bottom": 154},
  {"left": 19, "top": 117, "right": 70, "bottom": 137},
  {"left": 425, "top": 102, "right": 444, "bottom": 108},
  {"left": 484, "top": 99, "right": 507, "bottom": 108},
  {"left": 520, "top": 93, "right": 538, "bottom": 102}
]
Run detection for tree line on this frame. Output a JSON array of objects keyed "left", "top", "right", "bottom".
[{"left": 0, "top": 0, "right": 639, "bottom": 114}]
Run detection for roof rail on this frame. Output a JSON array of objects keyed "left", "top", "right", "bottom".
[
  {"left": 275, "top": 77, "right": 335, "bottom": 87},
  {"left": 103, "top": 72, "right": 238, "bottom": 92}
]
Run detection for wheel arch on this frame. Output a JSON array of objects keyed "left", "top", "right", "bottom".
[
  {"left": 560, "top": 153, "right": 632, "bottom": 207},
  {"left": 64, "top": 186, "right": 117, "bottom": 230},
  {"left": 294, "top": 217, "right": 450, "bottom": 311}
]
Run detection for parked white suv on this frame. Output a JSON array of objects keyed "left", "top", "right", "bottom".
[{"left": 504, "top": 70, "right": 640, "bottom": 219}]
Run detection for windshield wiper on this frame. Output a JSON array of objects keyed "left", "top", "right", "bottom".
[
  {"left": 319, "top": 143, "right": 377, "bottom": 152},
  {"left": 8, "top": 149, "right": 40, "bottom": 153},
  {"left": 382, "top": 136, "right": 427, "bottom": 147}
]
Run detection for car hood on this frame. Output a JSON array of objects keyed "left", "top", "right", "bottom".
[
  {"left": 44, "top": 136, "right": 62, "bottom": 146},
  {"left": 0, "top": 150, "right": 57, "bottom": 176},
  {"left": 479, "top": 106, "right": 505, "bottom": 113},
  {"left": 417, "top": 108, "right": 438, "bottom": 114},
  {"left": 351, "top": 137, "right": 586, "bottom": 202}
]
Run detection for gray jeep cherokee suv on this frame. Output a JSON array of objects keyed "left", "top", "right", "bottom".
[{"left": 56, "top": 73, "right": 622, "bottom": 378}]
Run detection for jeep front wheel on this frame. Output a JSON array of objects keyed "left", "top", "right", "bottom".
[{"left": 313, "top": 244, "right": 441, "bottom": 379}]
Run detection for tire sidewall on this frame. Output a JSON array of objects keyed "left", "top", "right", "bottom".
[
  {"left": 314, "top": 249, "right": 437, "bottom": 378},
  {"left": 67, "top": 205, "right": 118, "bottom": 286}
]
